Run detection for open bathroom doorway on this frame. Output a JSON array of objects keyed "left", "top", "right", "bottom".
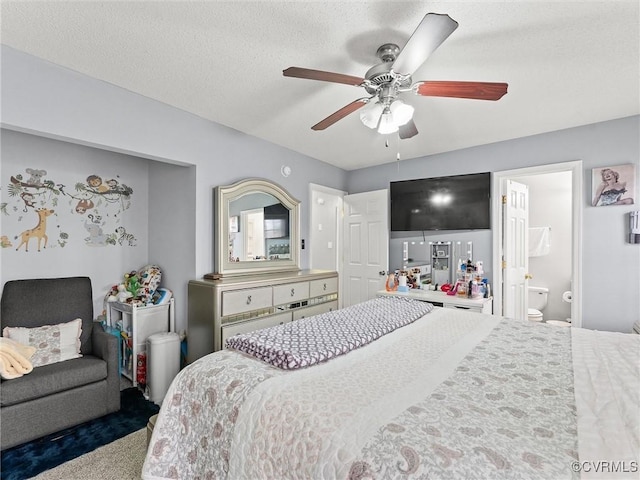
[{"left": 492, "top": 161, "right": 583, "bottom": 327}]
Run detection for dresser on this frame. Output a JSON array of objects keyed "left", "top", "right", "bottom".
[
  {"left": 377, "top": 289, "right": 492, "bottom": 314},
  {"left": 188, "top": 269, "right": 338, "bottom": 362}
]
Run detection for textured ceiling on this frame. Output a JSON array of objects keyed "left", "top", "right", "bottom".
[{"left": 1, "top": 1, "right": 638, "bottom": 171}]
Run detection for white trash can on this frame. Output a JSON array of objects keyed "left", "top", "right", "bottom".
[{"left": 147, "top": 332, "right": 181, "bottom": 406}]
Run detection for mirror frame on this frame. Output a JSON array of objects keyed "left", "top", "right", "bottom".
[{"left": 214, "top": 178, "right": 301, "bottom": 277}]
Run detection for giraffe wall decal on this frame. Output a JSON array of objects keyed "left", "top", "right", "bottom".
[{"left": 15, "top": 208, "right": 55, "bottom": 252}]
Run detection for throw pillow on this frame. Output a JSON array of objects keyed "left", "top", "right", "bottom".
[{"left": 2, "top": 318, "right": 83, "bottom": 367}]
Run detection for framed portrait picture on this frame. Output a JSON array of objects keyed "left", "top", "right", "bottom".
[{"left": 592, "top": 164, "right": 636, "bottom": 207}]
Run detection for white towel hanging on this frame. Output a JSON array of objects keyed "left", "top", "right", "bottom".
[{"left": 529, "top": 226, "right": 550, "bottom": 257}]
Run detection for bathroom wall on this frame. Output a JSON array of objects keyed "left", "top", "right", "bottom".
[{"left": 519, "top": 171, "right": 573, "bottom": 321}]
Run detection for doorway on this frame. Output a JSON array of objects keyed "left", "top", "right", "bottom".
[
  {"left": 492, "top": 161, "right": 583, "bottom": 327},
  {"left": 309, "top": 184, "right": 345, "bottom": 307},
  {"left": 309, "top": 186, "right": 389, "bottom": 309}
]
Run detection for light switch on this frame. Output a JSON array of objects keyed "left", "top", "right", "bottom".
[
  {"left": 327, "top": 241, "right": 333, "bottom": 249},
  {"left": 318, "top": 223, "right": 323, "bottom": 231}
]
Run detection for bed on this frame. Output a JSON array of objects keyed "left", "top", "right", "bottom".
[{"left": 142, "top": 297, "right": 639, "bottom": 479}]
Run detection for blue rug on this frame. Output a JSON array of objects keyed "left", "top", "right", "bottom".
[{"left": 1, "top": 388, "right": 159, "bottom": 480}]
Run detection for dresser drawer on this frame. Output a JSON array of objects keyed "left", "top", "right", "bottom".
[
  {"left": 273, "top": 281, "right": 310, "bottom": 306},
  {"left": 309, "top": 277, "right": 338, "bottom": 297},
  {"left": 222, "top": 286, "right": 272, "bottom": 316},
  {"left": 221, "top": 312, "right": 292, "bottom": 346},
  {"left": 292, "top": 301, "right": 338, "bottom": 321},
  {"left": 443, "top": 303, "right": 483, "bottom": 314}
]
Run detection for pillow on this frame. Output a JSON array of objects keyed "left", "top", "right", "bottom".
[{"left": 2, "top": 318, "right": 83, "bottom": 367}]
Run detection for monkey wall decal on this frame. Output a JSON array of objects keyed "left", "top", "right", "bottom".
[{"left": 20, "top": 192, "right": 36, "bottom": 212}]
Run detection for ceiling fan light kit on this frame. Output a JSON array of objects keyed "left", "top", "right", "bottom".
[
  {"left": 378, "top": 109, "right": 399, "bottom": 135},
  {"left": 283, "top": 12, "right": 508, "bottom": 140},
  {"left": 359, "top": 102, "right": 383, "bottom": 129},
  {"left": 389, "top": 100, "right": 414, "bottom": 127},
  {"left": 359, "top": 99, "right": 414, "bottom": 134}
]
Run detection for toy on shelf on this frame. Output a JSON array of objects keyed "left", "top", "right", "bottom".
[
  {"left": 124, "top": 271, "right": 141, "bottom": 298},
  {"left": 103, "top": 264, "right": 165, "bottom": 308},
  {"left": 102, "top": 264, "right": 172, "bottom": 331},
  {"left": 116, "top": 284, "right": 133, "bottom": 302}
]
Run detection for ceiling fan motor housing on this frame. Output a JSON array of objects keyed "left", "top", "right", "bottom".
[{"left": 364, "top": 43, "right": 413, "bottom": 98}]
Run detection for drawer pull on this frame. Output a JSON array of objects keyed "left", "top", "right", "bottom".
[
  {"left": 323, "top": 283, "right": 327, "bottom": 291},
  {"left": 291, "top": 288, "right": 295, "bottom": 297},
  {"left": 453, "top": 306, "right": 470, "bottom": 310},
  {"left": 246, "top": 295, "right": 252, "bottom": 305}
]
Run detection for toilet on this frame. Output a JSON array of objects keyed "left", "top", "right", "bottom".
[
  {"left": 527, "top": 286, "right": 548, "bottom": 322},
  {"left": 528, "top": 285, "right": 572, "bottom": 326}
]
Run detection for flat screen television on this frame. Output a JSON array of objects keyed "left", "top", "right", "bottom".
[
  {"left": 263, "top": 203, "right": 289, "bottom": 239},
  {"left": 390, "top": 172, "right": 491, "bottom": 231}
]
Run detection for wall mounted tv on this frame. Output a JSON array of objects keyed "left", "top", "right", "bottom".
[{"left": 390, "top": 172, "right": 491, "bottom": 231}]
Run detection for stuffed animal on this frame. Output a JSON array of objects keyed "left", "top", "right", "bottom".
[
  {"left": 124, "top": 272, "right": 140, "bottom": 298},
  {"left": 116, "top": 284, "right": 133, "bottom": 302},
  {"left": 136, "top": 265, "right": 162, "bottom": 305}
]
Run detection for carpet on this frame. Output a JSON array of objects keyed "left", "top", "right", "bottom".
[
  {"left": 30, "top": 429, "right": 147, "bottom": 480},
  {"left": 1, "top": 388, "right": 159, "bottom": 480}
]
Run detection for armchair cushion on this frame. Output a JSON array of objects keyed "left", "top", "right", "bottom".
[{"left": 1, "top": 356, "right": 107, "bottom": 407}]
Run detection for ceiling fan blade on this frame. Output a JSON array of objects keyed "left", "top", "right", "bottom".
[
  {"left": 391, "top": 13, "right": 459, "bottom": 76},
  {"left": 283, "top": 67, "right": 365, "bottom": 86},
  {"left": 415, "top": 81, "right": 508, "bottom": 100},
  {"left": 311, "top": 99, "right": 368, "bottom": 130},
  {"left": 399, "top": 119, "right": 419, "bottom": 139}
]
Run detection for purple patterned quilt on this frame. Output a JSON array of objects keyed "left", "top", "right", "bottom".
[{"left": 225, "top": 296, "right": 433, "bottom": 369}]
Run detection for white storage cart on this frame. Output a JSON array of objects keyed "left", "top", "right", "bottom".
[{"left": 107, "top": 298, "right": 175, "bottom": 387}]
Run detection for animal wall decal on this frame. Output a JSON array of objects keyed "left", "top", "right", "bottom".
[
  {"left": 14, "top": 208, "right": 54, "bottom": 252},
  {"left": 1, "top": 167, "right": 138, "bottom": 252}
]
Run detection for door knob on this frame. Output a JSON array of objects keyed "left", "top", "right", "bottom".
[
  {"left": 524, "top": 273, "right": 533, "bottom": 280},
  {"left": 379, "top": 271, "right": 387, "bottom": 276}
]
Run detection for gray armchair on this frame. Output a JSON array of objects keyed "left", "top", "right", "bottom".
[{"left": 0, "top": 277, "right": 120, "bottom": 450}]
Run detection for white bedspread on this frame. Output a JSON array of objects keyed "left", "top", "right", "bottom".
[
  {"left": 142, "top": 308, "right": 639, "bottom": 480},
  {"left": 572, "top": 328, "right": 639, "bottom": 479}
]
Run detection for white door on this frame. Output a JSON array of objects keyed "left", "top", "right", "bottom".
[
  {"left": 502, "top": 180, "right": 529, "bottom": 320},
  {"left": 342, "top": 189, "right": 389, "bottom": 307}
]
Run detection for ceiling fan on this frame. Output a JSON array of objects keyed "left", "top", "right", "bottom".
[{"left": 283, "top": 13, "right": 508, "bottom": 139}]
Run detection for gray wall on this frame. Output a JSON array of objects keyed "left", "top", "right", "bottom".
[
  {"left": 1, "top": 46, "right": 348, "bottom": 331},
  {"left": 347, "top": 115, "right": 640, "bottom": 332}
]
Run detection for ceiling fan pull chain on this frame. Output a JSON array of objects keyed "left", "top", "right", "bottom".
[{"left": 395, "top": 129, "right": 400, "bottom": 171}]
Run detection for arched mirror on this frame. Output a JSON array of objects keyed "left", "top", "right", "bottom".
[{"left": 213, "top": 178, "right": 300, "bottom": 277}]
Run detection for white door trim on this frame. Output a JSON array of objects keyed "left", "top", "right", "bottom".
[
  {"left": 309, "top": 183, "right": 346, "bottom": 305},
  {"left": 492, "top": 160, "right": 583, "bottom": 327}
]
